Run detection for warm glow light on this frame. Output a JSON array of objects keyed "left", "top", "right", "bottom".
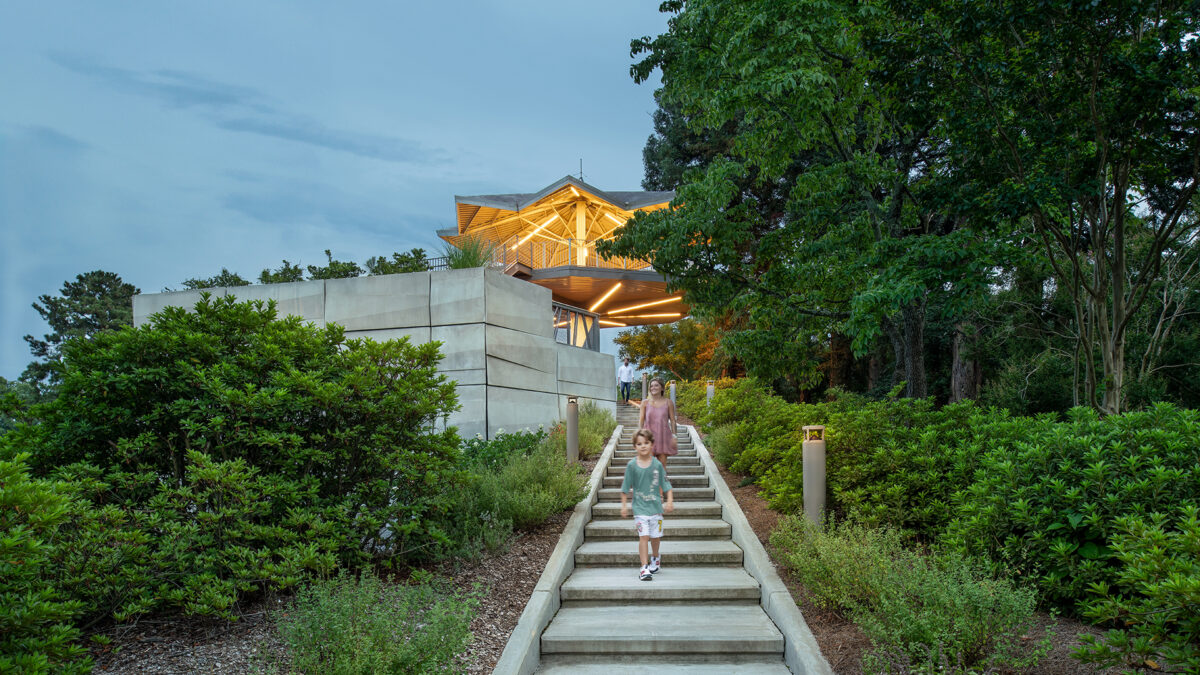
[
  {"left": 598, "top": 319, "right": 627, "bottom": 327},
  {"left": 588, "top": 282, "right": 623, "bottom": 312},
  {"left": 554, "top": 321, "right": 569, "bottom": 327},
  {"left": 604, "top": 212, "right": 625, "bottom": 225},
  {"left": 512, "top": 214, "right": 559, "bottom": 249},
  {"left": 606, "top": 312, "right": 682, "bottom": 320},
  {"left": 570, "top": 187, "right": 580, "bottom": 197},
  {"left": 605, "top": 296, "right": 682, "bottom": 315}
]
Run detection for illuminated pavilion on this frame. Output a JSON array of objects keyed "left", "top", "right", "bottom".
[{"left": 438, "top": 176, "right": 688, "bottom": 348}]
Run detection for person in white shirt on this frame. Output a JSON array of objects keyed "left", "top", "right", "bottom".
[{"left": 616, "top": 357, "right": 635, "bottom": 403}]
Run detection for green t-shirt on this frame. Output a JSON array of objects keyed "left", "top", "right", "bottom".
[{"left": 620, "top": 457, "right": 673, "bottom": 517}]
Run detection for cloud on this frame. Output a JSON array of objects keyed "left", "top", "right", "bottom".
[
  {"left": 48, "top": 52, "right": 439, "bottom": 164},
  {"left": 217, "top": 117, "right": 434, "bottom": 164}
]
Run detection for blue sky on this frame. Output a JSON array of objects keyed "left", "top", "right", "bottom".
[{"left": 0, "top": 1, "right": 668, "bottom": 379}]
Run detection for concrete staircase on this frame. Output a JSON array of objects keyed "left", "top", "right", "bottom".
[{"left": 534, "top": 403, "right": 792, "bottom": 673}]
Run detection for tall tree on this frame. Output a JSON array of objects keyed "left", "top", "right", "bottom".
[
  {"left": 180, "top": 268, "right": 251, "bottom": 289},
  {"left": 22, "top": 271, "right": 139, "bottom": 393},
  {"left": 902, "top": 0, "right": 1200, "bottom": 413},
  {"left": 615, "top": 318, "right": 729, "bottom": 381},
  {"left": 604, "top": 0, "right": 997, "bottom": 399}
]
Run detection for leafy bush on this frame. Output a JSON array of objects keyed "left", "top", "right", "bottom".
[
  {"left": 0, "top": 455, "right": 90, "bottom": 674},
  {"left": 460, "top": 428, "right": 546, "bottom": 471},
  {"left": 267, "top": 570, "right": 478, "bottom": 674},
  {"left": 470, "top": 442, "right": 587, "bottom": 531},
  {"left": 539, "top": 401, "right": 615, "bottom": 460},
  {"left": 675, "top": 377, "right": 740, "bottom": 423},
  {"left": 442, "top": 235, "right": 499, "bottom": 269},
  {"left": 1, "top": 296, "right": 462, "bottom": 621},
  {"left": 1074, "top": 506, "right": 1200, "bottom": 673},
  {"left": 772, "top": 516, "right": 1046, "bottom": 672},
  {"left": 944, "top": 403, "right": 1200, "bottom": 610}
]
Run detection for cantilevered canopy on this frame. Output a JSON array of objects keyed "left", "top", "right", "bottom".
[{"left": 438, "top": 176, "right": 687, "bottom": 327}]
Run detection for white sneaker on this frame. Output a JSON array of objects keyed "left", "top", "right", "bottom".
[
  {"left": 648, "top": 556, "right": 661, "bottom": 574},
  {"left": 639, "top": 566, "right": 653, "bottom": 581}
]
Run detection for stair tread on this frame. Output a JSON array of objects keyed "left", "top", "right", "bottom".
[
  {"left": 542, "top": 604, "right": 783, "bottom": 653},
  {"left": 561, "top": 566, "right": 760, "bottom": 601}
]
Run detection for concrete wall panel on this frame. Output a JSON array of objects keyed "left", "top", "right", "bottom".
[
  {"left": 484, "top": 271, "right": 553, "bottom": 338},
  {"left": 226, "top": 280, "right": 325, "bottom": 326},
  {"left": 431, "top": 324, "right": 486, "bottom": 371},
  {"left": 557, "top": 345, "right": 616, "bottom": 393},
  {"left": 430, "top": 268, "right": 486, "bottom": 325},
  {"left": 487, "top": 356, "right": 556, "bottom": 394},
  {"left": 487, "top": 386, "right": 559, "bottom": 437},
  {"left": 344, "top": 326, "right": 431, "bottom": 345},
  {"left": 440, "top": 368, "right": 486, "bottom": 387},
  {"left": 444, "top": 384, "right": 486, "bottom": 440},
  {"left": 133, "top": 288, "right": 227, "bottom": 327},
  {"left": 325, "top": 273, "right": 430, "bottom": 331}
]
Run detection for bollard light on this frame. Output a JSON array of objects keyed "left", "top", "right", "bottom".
[
  {"left": 706, "top": 379, "right": 715, "bottom": 406},
  {"left": 566, "top": 396, "right": 580, "bottom": 463},
  {"left": 802, "top": 425, "right": 826, "bottom": 527},
  {"left": 668, "top": 380, "right": 676, "bottom": 407}
]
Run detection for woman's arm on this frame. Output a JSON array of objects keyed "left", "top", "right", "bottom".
[
  {"left": 638, "top": 402, "right": 646, "bottom": 430},
  {"left": 669, "top": 400, "right": 677, "bottom": 432}
]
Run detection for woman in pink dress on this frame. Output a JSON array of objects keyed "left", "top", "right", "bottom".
[{"left": 638, "top": 377, "right": 678, "bottom": 459}]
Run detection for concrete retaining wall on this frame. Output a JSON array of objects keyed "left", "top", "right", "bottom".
[{"left": 132, "top": 268, "right": 614, "bottom": 439}]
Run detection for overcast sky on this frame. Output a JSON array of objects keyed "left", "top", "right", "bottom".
[{"left": 0, "top": 1, "right": 668, "bottom": 379}]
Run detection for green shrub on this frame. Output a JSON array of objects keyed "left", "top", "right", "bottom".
[
  {"left": 0, "top": 296, "right": 462, "bottom": 621},
  {"left": 268, "top": 570, "right": 478, "bottom": 674},
  {"left": 461, "top": 428, "right": 546, "bottom": 471},
  {"left": 705, "top": 424, "right": 738, "bottom": 467},
  {"left": 944, "top": 403, "right": 1200, "bottom": 611},
  {"left": 473, "top": 442, "right": 587, "bottom": 531},
  {"left": 772, "top": 516, "right": 1046, "bottom": 672},
  {"left": 1074, "top": 505, "right": 1200, "bottom": 673},
  {"left": 0, "top": 455, "right": 90, "bottom": 674},
  {"left": 540, "top": 401, "right": 615, "bottom": 460},
  {"left": 770, "top": 515, "right": 906, "bottom": 615}
]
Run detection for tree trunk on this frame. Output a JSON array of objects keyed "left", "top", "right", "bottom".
[
  {"left": 883, "top": 317, "right": 906, "bottom": 391},
  {"left": 950, "top": 322, "right": 981, "bottom": 403},
  {"left": 901, "top": 299, "right": 928, "bottom": 398},
  {"left": 827, "top": 332, "right": 853, "bottom": 390}
]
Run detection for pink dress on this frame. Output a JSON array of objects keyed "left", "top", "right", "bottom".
[{"left": 642, "top": 400, "right": 677, "bottom": 456}]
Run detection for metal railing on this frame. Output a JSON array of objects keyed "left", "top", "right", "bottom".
[
  {"left": 553, "top": 302, "right": 600, "bottom": 351},
  {"left": 492, "top": 237, "right": 651, "bottom": 271}
]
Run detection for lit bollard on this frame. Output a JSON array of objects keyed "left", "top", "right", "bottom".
[
  {"left": 566, "top": 396, "right": 579, "bottom": 463},
  {"left": 641, "top": 373, "right": 649, "bottom": 404},
  {"left": 706, "top": 379, "right": 715, "bottom": 406},
  {"left": 802, "top": 425, "right": 826, "bottom": 527},
  {"left": 669, "top": 380, "right": 676, "bottom": 407}
]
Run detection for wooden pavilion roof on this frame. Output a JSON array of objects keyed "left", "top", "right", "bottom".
[{"left": 438, "top": 176, "right": 685, "bottom": 327}]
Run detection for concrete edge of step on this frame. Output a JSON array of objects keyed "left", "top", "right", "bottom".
[
  {"left": 492, "top": 422, "right": 623, "bottom": 675},
  {"left": 686, "top": 424, "right": 835, "bottom": 675}
]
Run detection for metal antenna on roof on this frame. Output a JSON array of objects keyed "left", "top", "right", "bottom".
[{"left": 579, "top": 159, "right": 584, "bottom": 181}]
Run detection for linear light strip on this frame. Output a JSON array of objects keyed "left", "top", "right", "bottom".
[
  {"left": 606, "top": 312, "right": 682, "bottom": 320},
  {"left": 605, "top": 295, "right": 682, "bottom": 315},
  {"left": 588, "top": 282, "right": 623, "bottom": 313},
  {"left": 598, "top": 319, "right": 626, "bottom": 327}
]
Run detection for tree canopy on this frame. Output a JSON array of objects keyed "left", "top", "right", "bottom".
[{"left": 606, "top": 0, "right": 1199, "bottom": 411}]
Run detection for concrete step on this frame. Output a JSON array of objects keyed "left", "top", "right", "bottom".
[
  {"left": 560, "top": 566, "right": 759, "bottom": 602},
  {"left": 585, "top": 518, "right": 731, "bottom": 540},
  {"left": 607, "top": 463, "right": 704, "bottom": 476},
  {"left": 591, "top": 501, "right": 722, "bottom": 519},
  {"left": 541, "top": 604, "right": 783, "bottom": 655},
  {"left": 612, "top": 451, "right": 698, "bottom": 461},
  {"left": 597, "top": 487, "right": 715, "bottom": 502},
  {"left": 574, "top": 540, "right": 743, "bottom": 566},
  {"left": 536, "top": 657, "right": 791, "bottom": 674},
  {"left": 604, "top": 474, "right": 708, "bottom": 488}
]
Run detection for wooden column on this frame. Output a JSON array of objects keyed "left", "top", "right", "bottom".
[{"left": 575, "top": 202, "right": 588, "bottom": 266}]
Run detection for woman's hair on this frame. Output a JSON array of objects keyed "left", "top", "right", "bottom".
[
  {"left": 650, "top": 377, "right": 665, "bottom": 394},
  {"left": 633, "top": 428, "right": 655, "bottom": 445}
]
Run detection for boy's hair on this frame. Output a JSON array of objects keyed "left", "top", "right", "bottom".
[{"left": 632, "top": 428, "right": 655, "bottom": 445}]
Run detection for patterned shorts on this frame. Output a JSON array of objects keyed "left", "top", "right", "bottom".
[{"left": 633, "top": 514, "right": 664, "bottom": 539}]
